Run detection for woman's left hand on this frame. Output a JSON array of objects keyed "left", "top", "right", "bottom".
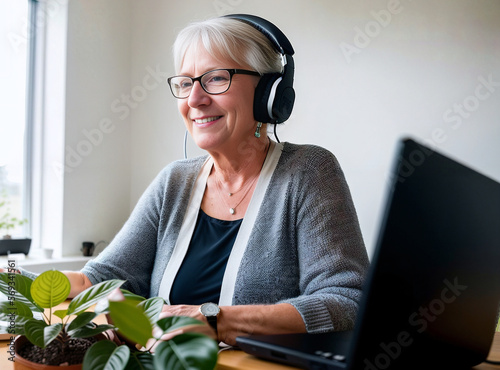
[
  {"left": 159, "top": 304, "right": 205, "bottom": 321},
  {"left": 158, "top": 304, "right": 216, "bottom": 338},
  {"left": 144, "top": 304, "right": 217, "bottom": 352}
]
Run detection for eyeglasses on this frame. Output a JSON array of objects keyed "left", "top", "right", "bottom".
[{"left": 167, "top": 69, "right": 261, "bottom": 99}]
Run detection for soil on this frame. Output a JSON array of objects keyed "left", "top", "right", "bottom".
[{"left": 18, "top": 337, "right": 97, "bottom": 366}]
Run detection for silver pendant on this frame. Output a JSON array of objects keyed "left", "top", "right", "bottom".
[{"left": 229, "top": 208, "right": 235, "bottom": 215}]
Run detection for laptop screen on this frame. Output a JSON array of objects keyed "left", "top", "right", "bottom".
[{"left": 349, "top": 138, "right": 500, "bottom": 369}]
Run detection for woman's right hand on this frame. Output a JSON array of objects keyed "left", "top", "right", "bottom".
[
  {"left": 61, "top": 271, "right": 93, "bottom": 298},
  {"left": 0, "top": 266, "right": 20, "bottom": 274}
]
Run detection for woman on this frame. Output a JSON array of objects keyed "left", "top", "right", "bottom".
[{"left": 28, "top": 15, "right": 369, "bottom": 346}]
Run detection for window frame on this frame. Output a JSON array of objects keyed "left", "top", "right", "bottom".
[{"left": 23, "top": 0, "right": 39, "bottom": 238}]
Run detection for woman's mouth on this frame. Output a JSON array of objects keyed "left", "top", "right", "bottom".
[{"left": 193, "top": 116, "right": 222, "bottom": 125}]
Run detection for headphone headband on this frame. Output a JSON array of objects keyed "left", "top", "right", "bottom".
[
  {"left": 224, "top": 14, "right": 296, "bottom": 124},
  {"left": 223, "top": 14, "right": 294, "bottom": 56}
]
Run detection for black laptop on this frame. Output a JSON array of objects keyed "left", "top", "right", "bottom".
[{"left": 237, "top": 138, "right": 500, "bottom": 369}]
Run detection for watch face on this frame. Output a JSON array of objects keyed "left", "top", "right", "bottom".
[{"left": 201, "top": 303, "right": 220, "bottom": 316}]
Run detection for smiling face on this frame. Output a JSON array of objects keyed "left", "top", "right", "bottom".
[{"left": 177, "top": 45, "right": 260, "bottom": 154}]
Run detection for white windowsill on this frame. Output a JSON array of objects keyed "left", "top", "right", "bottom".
[{"left": 0, "top": 254, "right": 94, "bottom": 274}]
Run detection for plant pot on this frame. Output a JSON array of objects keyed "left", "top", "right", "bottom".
[
  {"left": 0, "top": 238, "right": 32, "bottom": 255},
  {"left": 13, "top": 334, "right": 105, "bottom": 370}
]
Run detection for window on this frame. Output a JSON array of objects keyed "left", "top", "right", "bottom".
[{"left": 0, "top": 0, "right": 34, "bottom": 238}]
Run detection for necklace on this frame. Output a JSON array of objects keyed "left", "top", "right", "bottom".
[
  {"left": 215, "top": 173, "right": 259, "bottom": 215},
  {"left": 213, "top": 138, "right": 271, "bottom": 215},
  {"left": 217, "top": 176, "right": 246, "bottom": 197}
]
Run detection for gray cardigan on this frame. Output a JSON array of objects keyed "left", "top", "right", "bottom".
[{"left": 81, "top": 142, "right": 369, "bottom": 333}]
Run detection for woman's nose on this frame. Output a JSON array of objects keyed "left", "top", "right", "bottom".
[{"left": 188, "top": 80, "right": 210, "bottom": 107}]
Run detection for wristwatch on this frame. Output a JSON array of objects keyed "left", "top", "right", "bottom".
[{"left": 199, "top": 302, "right": 220, "bottom": 333}]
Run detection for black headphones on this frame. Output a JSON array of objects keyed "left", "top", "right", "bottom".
[{"left": 224, "top": 14, "right": 295, "bottom": 124}]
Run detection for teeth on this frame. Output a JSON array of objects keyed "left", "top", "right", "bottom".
[{"left": 194, "top": 116, "right": 220, "bottom": 124}]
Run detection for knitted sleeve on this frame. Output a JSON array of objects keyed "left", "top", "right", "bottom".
[{"left": 279, "top": 145, "right": 369, "bottom": 332}]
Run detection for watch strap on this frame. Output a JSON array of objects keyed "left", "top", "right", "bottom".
[
  {"left": 200, "top": 303, "right": 220, "bottom": 334},
  {"left": 206, "top": 315, "right": 217, "bottom": 333}
]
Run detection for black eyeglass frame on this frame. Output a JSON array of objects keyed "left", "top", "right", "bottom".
[{"left": 167, "top": 68, "right": 261, "bottom": 99}]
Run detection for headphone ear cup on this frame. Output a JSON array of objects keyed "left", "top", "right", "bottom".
[
  {"left": 253, "top": 73, "right": 281, "bottom": 123},
  {"left": 272, "top": 55, "right": 295, "bottom": 123},
  {"left": 253, "top": 55, "right": 295, "bottom": 124},
  {"left": 273, "top": 85, "right": 295, "bottom": 123}
]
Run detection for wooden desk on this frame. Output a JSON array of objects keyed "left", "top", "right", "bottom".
[{"left": 1, "top": 301, "right": 499, "bottom": 369}]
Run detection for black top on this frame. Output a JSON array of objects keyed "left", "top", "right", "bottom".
[{"left": 169, "top": 209, "right": 242, "bottom": 305}]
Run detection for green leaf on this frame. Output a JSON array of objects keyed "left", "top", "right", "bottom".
[
  {"left": 94, "top": 298, "right": 110, "bottom": 315},
  {"left": 156, "top": 316, "right": 205, "bottom": 335},
  {"left": 0, "top": 300, "right": 35, "bottom": 335},
  {"left": 120, "top": 289, "right": 146, "bottom": 302},
  {"left": 124, "top": 352, "right": 155, "bottom": 370},
  {"left": 67, "top": 311, "right": 97, "bottom": 332},
  {"left": 0, "top": 300, "right": 34, "bottom": 319},
  {"left": 31, "top": 270, "right": 71, "bottom": 308},
  {"left": 0, "top": 313, "right": 31, "bottom": 335},
  {"left": 138, "top": 297, "right": 164, "bottom": 325},
  {"left": 93, "top": 289, "right": 146, "bottom": 315},
  {"left": 153, "top": 333, "right": 218, "bottom": 370},
  {"left": 68, "top": 279, "right": 125, "bottom": 315},
  {"left": 53, "top": 309, "right": 68, "bottom": 320},
  {"left": 108, "top": 300, "right": 152, "bottom": 348},
  {"left": 69, "top": 323, "right": 115, "bottom": 339},
  {"left": 83, "top": 341, "right": 130, "bottom": 370},
  {"left": 0, "top": 273, "right": 43, "bottom": 312},
  {"left": 24, "top": 320, "right": 63, "bottom": 348}
]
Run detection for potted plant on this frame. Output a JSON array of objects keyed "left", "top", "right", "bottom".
[
  {"left": 0, "top": 190, "right": 30, "bottom": 254},
  {"left": 0, "top": 270, "right": 219, "bottom": 369},
  {"left": 85, "top": 289, "right": 219, "bottom": 370}
]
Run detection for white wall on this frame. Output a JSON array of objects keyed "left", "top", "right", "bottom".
[
  {"left": 53, "top": 0, "right": 499, "bottom": 258},
  {"left": 49, "top": 0, "right": 133, "bottom": 256},
  {"left": 126, "top": 0, "right": 500, "bottom": 256}
]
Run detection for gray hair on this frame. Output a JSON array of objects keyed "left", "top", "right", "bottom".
[{"left": 173, "top": 17, "right": 283, "bottom": 75}]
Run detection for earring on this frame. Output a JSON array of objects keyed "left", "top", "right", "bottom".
[{"left": 254, "top": 122, "right": 263, "bottom": 138}]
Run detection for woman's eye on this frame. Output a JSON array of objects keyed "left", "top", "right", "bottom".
[{"left": 205, "top": 73, "right": 229, "bottom": 85}]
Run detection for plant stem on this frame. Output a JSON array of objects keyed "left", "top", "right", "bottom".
[{"left": 43, "top": 311, "right": 50, "bottom": 325}]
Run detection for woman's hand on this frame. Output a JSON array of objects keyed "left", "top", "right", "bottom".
[
  {"left": 160, "top": 304, "right": 205, "bottom": 321},
  {"left": 0, "top": 267, "right": 19, "bottom": 273},
  {"left": 108, "top": 290, "right": 217, "bottom": 352},
  {"left": 62, "top": 271, "right": 92, "bottom": 298},
  {"left": 145, "top": 305, "right": 217, "bottom": 352},
  {"left": 159, "top": 303, "right": 306, "bottom": 346},
  {"left": 146, "top": 305, "right": 217, "bottom": 352}
]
